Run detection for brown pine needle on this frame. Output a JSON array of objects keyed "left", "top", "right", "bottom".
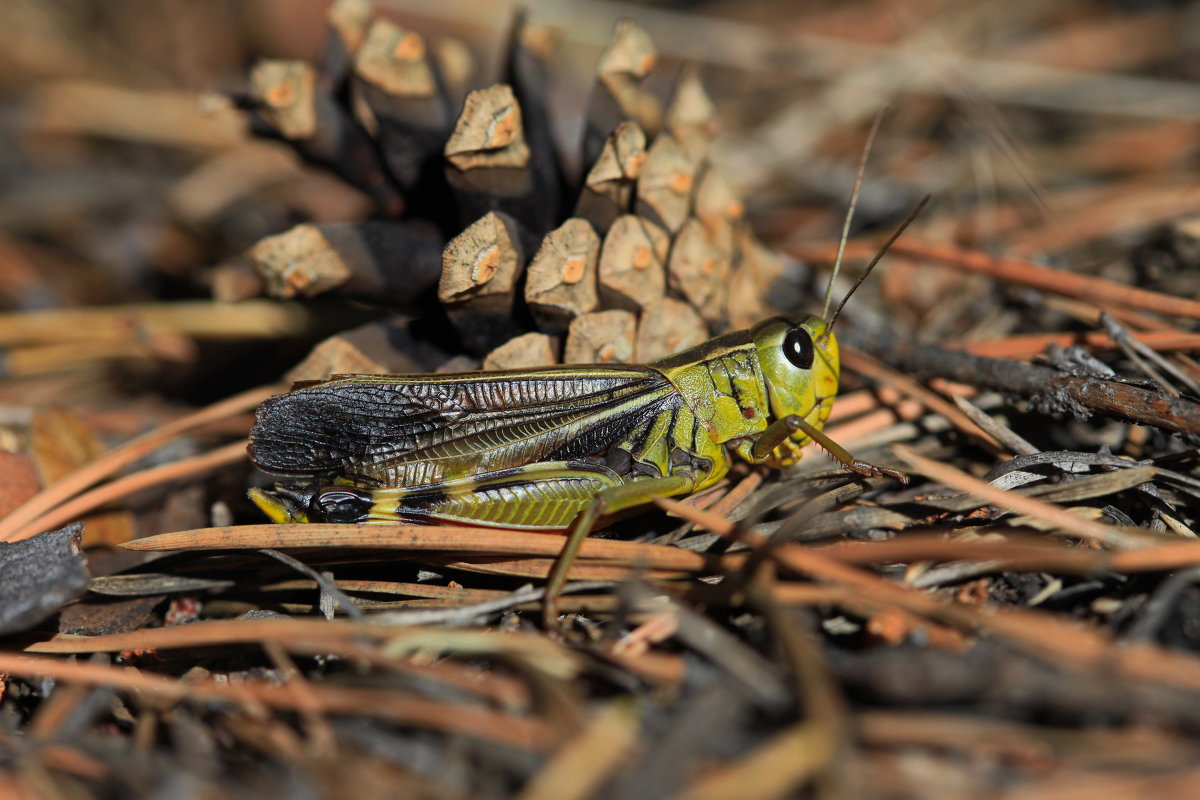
[
  {"left": 0, "top": 652, "right": 551, "bottom": 751},
  {"left": 707, "top": 472, "right": 764, "bottom": 519},
  {"left": 0, "top": 383, "right": 281, "bottom": 542},
  {"left": 7, "top": 440, "right": 247, "bottom": 543},
  {"left": 956, "top": 329, "right": 1200, "bottom": 359},
  {"left": 516, "top": 700, "right": 639, "bottom": 800},
  {"left": 0, "top": 300, "right": 318, "bottom": 346},
  {"left": 892, "top": 444, "right": 1156, "bottom": 549},
  {"left": 25, "top": 616, "right": 571, "bottom": 660},
  {"left": 119, "top": 522, "right": 722, "bottom": 572},
  {"left": 890, "top": 238, "right": 1200, "bottom": 318},
  {"left": 654, "top": 496, "right": 735, "bottom": 536},
  {"left": 433, "top": 557, "right": 696, "bottom": 582},
  {"left": 790, "top": 238, "right": 1200, "bottom": 319},
  {"left": 841, "top": 345, "right": 1006, "bottom": 454},
  {"left": 676, "top": 719, "right": 835, "bottom": 800}
]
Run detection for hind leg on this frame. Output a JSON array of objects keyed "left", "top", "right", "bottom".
[{"left": 542, "top": 472, "right": 697, "bottom": 629}]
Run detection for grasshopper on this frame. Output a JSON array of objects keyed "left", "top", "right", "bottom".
[
  {"left": 248, "top": 306, "right": 909, "bottom": 624},
  {"left": 249, "top": 314, "right": 904, "bottom": 530},
  {"left": 248, "top": 197, "right": 925, "bottom": 625}
]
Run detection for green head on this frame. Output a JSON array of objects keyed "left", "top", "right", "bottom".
[{"left": 751, "top": 315, "right": 839, "bottom": 467}]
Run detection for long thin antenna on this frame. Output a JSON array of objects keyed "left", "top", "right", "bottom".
[
  {"left": 826, "top": 193, "right": 931, "bottom": 332},
  {"left": 821, "top": 105, "right": 888, "bottom": 321}
]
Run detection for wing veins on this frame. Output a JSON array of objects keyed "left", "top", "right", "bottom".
[{"left": 250, "top": 367, "right": 670, "bottom": 479}]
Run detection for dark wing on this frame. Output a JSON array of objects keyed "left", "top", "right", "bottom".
[{"left": 248, "top": 365, "right": 678, "bottom": 485}]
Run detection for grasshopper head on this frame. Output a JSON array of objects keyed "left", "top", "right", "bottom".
[{"left": 751, "top": 315, "right": 839, "bottom": 467}]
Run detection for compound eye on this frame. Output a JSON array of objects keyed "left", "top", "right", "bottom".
[{"left": 782, "top": 327, "right": 814, "bottom": 370}]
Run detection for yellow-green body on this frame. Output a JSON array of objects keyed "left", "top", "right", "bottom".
[{"left": 248, "top": 315, "right": 841, "bottom": 529}]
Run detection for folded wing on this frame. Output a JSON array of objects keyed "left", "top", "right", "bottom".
[{"left": 249, "top": 365, "right": 678, "bottom": 486}]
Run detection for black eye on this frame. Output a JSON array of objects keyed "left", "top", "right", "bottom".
[{"left": 782, "top": 327, "right": 814, "bottom": 370}]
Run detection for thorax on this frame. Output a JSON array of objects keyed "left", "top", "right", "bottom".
[{"left": 649, "top": 332, "right": 770, "bottom": 446}]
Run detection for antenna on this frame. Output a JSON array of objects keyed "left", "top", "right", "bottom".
[
  {"left": 821, "top": 105, "right": 888, "bottom": 322},
  {"left": 826, "top": 193, "right": 931, "bottom": 333}
]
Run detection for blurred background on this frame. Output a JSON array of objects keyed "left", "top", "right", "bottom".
[
  {"left": 5, "top": 5, "right": 1200, "bottom": 798},
  {"left": 4, "top": 0, "right": 1197, "bottom": 350}
]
